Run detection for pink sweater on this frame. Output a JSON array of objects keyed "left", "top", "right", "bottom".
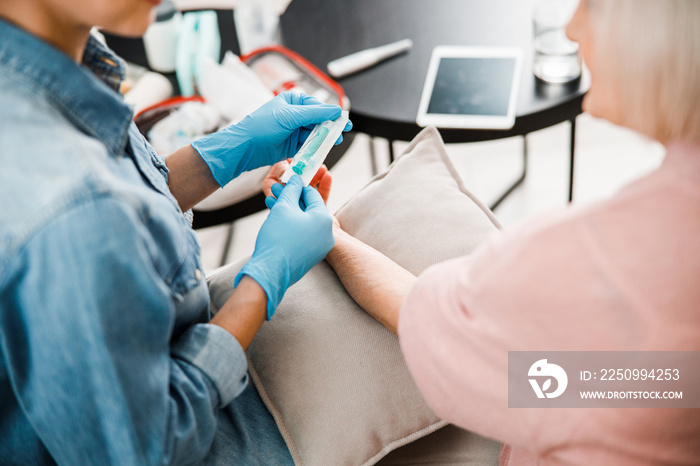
[{"left": 399, "top": 141, "right": 700, "bottom": 465}]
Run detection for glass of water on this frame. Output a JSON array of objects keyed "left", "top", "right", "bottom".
[{"left": 532, "top": 0, "right": 582, "bottom": 83}]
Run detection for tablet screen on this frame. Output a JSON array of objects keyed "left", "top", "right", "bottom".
[{"left": 427, "top": 57, "right": 517, "bottom": 117}]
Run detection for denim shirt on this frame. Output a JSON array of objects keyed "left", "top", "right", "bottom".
[{"left": 0, "top": 20, "right": 248, "bottom": 465}]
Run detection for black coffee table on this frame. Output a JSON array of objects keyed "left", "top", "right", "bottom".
[{"left": 280, "top": 0, "right": 590, "bottom": 208}]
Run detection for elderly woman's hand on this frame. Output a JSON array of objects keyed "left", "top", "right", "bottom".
[
  {"left": 263, "top": 159, "right": 343, "bottom": 242},
  {"left": 263, "top": 159, "right": 333, "bottom": 204}
]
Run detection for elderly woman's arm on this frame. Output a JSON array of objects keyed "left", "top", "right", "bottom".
[
  {"left": 325, "top": 223, "right": 416, "bottom": 334},
  {"left": 262, "top": 162, "right": 414, "bottom": 334}
]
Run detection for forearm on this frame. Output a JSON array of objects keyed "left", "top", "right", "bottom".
[
  {"left": 165, "top": 145, "right": 220, "bottom": 212},
  {"left": 326, "top": 227, "right": 416, "bottom": 334},
  {"left": 209, "top": 275, "right": 267, "bottom": 350}
]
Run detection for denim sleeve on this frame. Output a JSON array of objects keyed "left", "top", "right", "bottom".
[{"left": 0, "top": 196, "right": 248, "bottom": 465}]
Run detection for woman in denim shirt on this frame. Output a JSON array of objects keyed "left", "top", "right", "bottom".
[{"left": 0, "top": 1, "right": 350, "bottom": 464}]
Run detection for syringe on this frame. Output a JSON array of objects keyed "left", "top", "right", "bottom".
[
  {"left": 292, "top": 127, "right": 330, "bottom": 175},
  {"left": 281, "top": 111, "right": 349, "bottom": 186}
]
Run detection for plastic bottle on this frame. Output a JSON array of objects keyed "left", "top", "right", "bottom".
[{"left": 234, "top": 0, "right": 280, "bottom": 54}]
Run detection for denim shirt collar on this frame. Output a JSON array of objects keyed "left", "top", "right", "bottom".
[{"left": 0, "top": 18, "right": 132, "bottom": 157}]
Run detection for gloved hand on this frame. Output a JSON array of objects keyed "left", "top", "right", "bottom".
[
  {"left": 192, "top": 92, "right": 351, "bottom": 187},
  {"left": 234, "top": 175, "right": 335, "bottom": 319}
]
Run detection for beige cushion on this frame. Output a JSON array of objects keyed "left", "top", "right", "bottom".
[
  {"left": 377, "top": 424, "right": 501, "bottom": 465},
  {"left": 195, "top": 166, "right": 268, "bottom": 211},
  {"left": 208, "top": 127, "right": 501, "bottom": 465}
]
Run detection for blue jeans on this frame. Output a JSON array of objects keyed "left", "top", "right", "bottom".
[{"left": 200, "top": 383, "right": 294, "bottom": 466}]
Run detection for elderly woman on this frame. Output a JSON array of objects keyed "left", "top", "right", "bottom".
[
  {"left": 267, "top": 0, "right": 700, "bottom": 463},
  {"left": 0, "top": 0, "right": 350, "bottom": 464}
]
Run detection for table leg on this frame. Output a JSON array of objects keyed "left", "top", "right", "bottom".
[
  {"left": 569, "top": 118, "right": 577, "bottom": 202},
  {"left": 489, "top": 135, "right": 529, "bottom": 211},
  {"left": 368, "top": 137, "right": 379, "bottom": 176},
  {"left": 388, "top": 140, "right": 396, "bottom": 164},
  {"left": 220, "top": 223, "right": 235, "bottom": 267}
]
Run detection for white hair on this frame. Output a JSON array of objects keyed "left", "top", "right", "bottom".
[{"left": 592, "top": 0, "right": 700, "bottom": 143}]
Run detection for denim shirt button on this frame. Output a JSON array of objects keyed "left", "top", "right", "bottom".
[{"left": 195, "top": 268, "right": 202, "bottom": 281}]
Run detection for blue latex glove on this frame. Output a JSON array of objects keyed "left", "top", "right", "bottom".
[
  {"left": 265, "top": 181, "right": 308, "bottom": 210},
  {"left": 235, "top": 175, "right": 335, "bottom": 319},
  {"left": 192, "top": 92, "right": 351, "bottom": 187}
]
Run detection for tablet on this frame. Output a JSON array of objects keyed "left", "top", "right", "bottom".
[{"left": 417, "top": 46, "right": 523, "bottom": 130}]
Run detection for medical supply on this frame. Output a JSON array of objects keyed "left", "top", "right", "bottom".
[
  {"left": 234, "top": 0, "right": 280, "bottom": 54},
  {"left": 175, "top": 11, "right": 221, "bottom": 96},
  {"left": 327, "top": 39, "right": 413, "bottom": 79},
  {"left": 148, "top": 101, "right": 223, "bottom": 155},
  {"left": 242, "top": 46, "right": 349, "bottom": 109},
  {"left": 143, "top": 0, "right": 182, "bottom": 73},
  {"left": 174, "top": 0, "right": 292, "bottom": 14},
  {"left": 124, "top": 71, "right": 174, "bottom": 115},
  {"left": 280, "top": 111, "right": 349, "bottom": 186},
  {"left": 198, "top": 52, "right": 274, "bottom": 123}
]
